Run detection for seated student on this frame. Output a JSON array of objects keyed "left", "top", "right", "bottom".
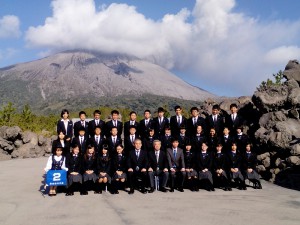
[
  {"left": 72, "top": 126, "right": 88, "bottom": 154},
  {"left": 191, "top": 125, "right": 206, "bottom": 153},
  {"left": 148, "top": 140, "right": 169, "bottom": 193},
  {"left": 88, "top": 110, "right": 106, "bottom": 138},
  {"left": 107, "top": 126, "right": 122, "bottom": 154},
  {"left": 124, "top": 111, "right": 140, "bottom": 138},
  {"left": 73, "top": 111, "right": 89, "bottom": 138},
  {"left": 111, "top": 144, "right": 127, "bottom": 194},
  {"left": 184, "top": 142, "right": 198, "bottom": 192},
  {"left": 166, "top": 138, "right": 186, "bottom": 192},
  {"left": 160, "top": 126, "right": 173, "bottom": 151},
  {"left": 44, "top": 145, "right": 68, "bottom": 196},
  {"left": 106, "top": 110, "right": 123, "bottom": 138},
  {"left": 243, "top": 143, "right": 262, "bottom": 189},
  {"left": 219, "top": 127, "right": 233, "bottom": 154},
  {"left": 213, "top": 143, "right": 231, "bottom": 191},
  {"left": 95, "top": 145, "right": 112, "bottom": 194},
  {"left": 65, "top": 144, "right": 83, "bottom": 196},
  {"left": 195, "top": 142, "right": 215, "bottom": 191},
  {"left": 127, "top": 139, "right": 148, "bottom": 194},
  {"left": 177, "top": 125, "right": 190, "bottom": 151},
  {"left": 153, "top": 107, "right": 169, "bottom": 137},
  {"left": 124, "top": 125, "right": 140, "bottom": 156},
  {"left": 81, "top": 145, "right": 98, "bottom": 195},
  {"left": 56, "top": 109, "right": 73, "bottom": 141},
  {"left": 207, "top": 128, "right": 219, "bottom": 152},
  {"left": 227, "top": 142, "right": 247, "bottom": 190},
  {"left": 235, "top": 127, "right": 249, "bottom": 153},
  {"left": 142, "top": 128, "right": 157, "bottom": 153},
  {"left": 88, "top": 126, "right": 105, "bottom": 156},
  {"left": 52, "top": 131, "right": 70, "bottom": 156}
]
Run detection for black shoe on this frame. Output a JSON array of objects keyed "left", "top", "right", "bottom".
[
  {"left": 242, "top": 186, "right": 247, "bottom": 190},
  {"left": 159, "top": 187, "right": 167, "bottom": 192},
  {"left": 211, "top": 187, "right": 215, "bottom": 191},
  {"left": 115, "top": 190, "right": 119, "bottom": 194},
  {"left": 257, "top": 182, "right": 262, "bottom": 189},
  {"left": 65, "top": 192, "right": 73, "bottom": 196},
  {"left": 178, "top": 187, "right": 184, "bottom": 192},
  {"left": 228, "top": 187, "right": 232, "bottom": 191},
  {"left": 141, "top": 188, "right": 147, "bottom": 194},
  {"left": 80, "top": 191, "right": 88, "bottom": 195},
  {"left": 195, "top": 187, "right": 199, "bottom": 192},
  {"left": 169, "top": 188, "right": 174, "bottom": 192},
  {"left": 94, "top": 190, "right": 102, "bottom": 194},
  {"left": 148, "top": 188, "right": 155, "bottom": 193},
  {"left": 128, "top": 189, "right": 134, "bottom": 194}
]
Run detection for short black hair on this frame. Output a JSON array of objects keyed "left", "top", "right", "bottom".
[
  {"left": 93, "top": 110, "right": 101, "bottom": 115},
  {"left": 174, "top": 105, "right": 181, "bottom": 111},
  {"left": 60, "top": 109, "right": 69, "bottom": 118},
  {"left": 158, "top": 107, "right": 165, "bottom": 113},
  {"left": 230, "top": 103, "right": 238, "bottom": 109},
  {"left": 212, "top": 104, "right": 220, "bottom": 110},
  {"left": 129, "top": 111, "right": 137, "bottom": 116},
  {"left": 111, "top": 110, "right": 119, "bottom": 115},
  {"left": 78, "top": 111, "right": 86, "bottom": 117},
  {"left": 190, "top": 107, "right": 199, "bottom": 113},
  {"left": 144, "top": 109, "right": 151, "bottom": 114}
]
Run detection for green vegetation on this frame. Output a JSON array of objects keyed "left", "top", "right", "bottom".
[{"left": 257, "top": 70, "right": 285, "bottom": 91}]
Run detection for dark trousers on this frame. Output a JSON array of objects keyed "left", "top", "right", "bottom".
[
  {"left": 170, "top": 170, "right": 186, "bottom": 188},
  {"left": 148, "top": 170, "right": 169, "bottom": 188},
  {"left": 127, "top": 171, "right": 147, "bottom": 190}
]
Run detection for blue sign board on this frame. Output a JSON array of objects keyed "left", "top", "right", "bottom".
[{"left": 46, "top": 170, "right": 67, "bottom": 186}]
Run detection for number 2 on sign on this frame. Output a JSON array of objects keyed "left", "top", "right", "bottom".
[{"left": 53, "top": 173, "right": 61, "bottom": 181}]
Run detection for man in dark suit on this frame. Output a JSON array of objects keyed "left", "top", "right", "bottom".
[
  {"left": 206, "top": 104, "right": 224, "bottom": 136},
  {"left": 107, "top": 126, "right": 122, "bottom": 155},
  {"left": 187, "top": 107, "right": 207, "bottom": 137},
  {"left": 225, "top": 103, "right": 244, "bottom": 135},
  {"left": 139, "top": 109, "right": 155, "bottom": 139},
  {"left": 170, "top": 105, "right": 187, "bottom": 137},
  {"left": 153, "top": 107, "right": 169, "bottom": 137},
  {"left": 166, "top": 138, "right": 186, "bottom": 192},
  {"left": 127, "top": 139, "right": 148, "bottom": 194},
  {"left": 88, "top": 110, "right": 106, "bottom": 138},
  {"left": 71, "top": 126, "right": 88, "bottom": 154},
  {"left": 106, "top": 110, "right": 123, "bottom": 138},
  {"left": 148, "top": 140, "right": 169, "bottom": 193},
  {"left": 73, "top": 111, "right": 89, "bottom": 138},
  {"left": 124, "top": 111, "right": 140, "bottom": 138},
  {"left": 88, "top": 126, "right": 105, "bottom": 155}
]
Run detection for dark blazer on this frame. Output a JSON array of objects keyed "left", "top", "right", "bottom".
[
  {"left": 227, "top": 151, "right": 242, "bottom": 169},
  {"left": 107, "top": 136, "right": 122, "bottom": 154},
  {"left": 52, "top": 139, "right": 70, "bottom": 156},
  {"left": 112, "top": 154, "right": 127, "bottom": 172},
  {"left": 124, "top": 120, "right": 140, "bottom": 138},
  {"left": 234, "top": 133, "right": 249, "bottom": 152},
  {"left": 142, "top": 135, "right": 158, "bottom": 153},
  {"left": 71, "top": 136, "right": 88, "bottom": 154},
  {"left": 213, "top": 152, "right": 228, "bottom": 171},
  {"left": 88, "top": 135, "right": 106, "bottom": 155},
  {"left": 105, "top": 120, "right": 123, "bottom": 137},
  {"left": 57, "top": 120, "right": 73, "bottom": 138},
  {"left": 225, "top": 114, "right": 244, "bottom": 134},
  {"left": 194, "top": 152, "right": 213, "bottom": 171},
  {"left": 184, "top": 151, "right": 195, "bottom": 169},
  {"left": 88, "top": 119, "right": 106, "bottom": 137},
  {"left": 191, "top": 134, "right": 206, "bottom": 153},
  {"left": 124, "top": 134, "right": 140, "bottom": 155},
  {"left": 177, "top": 135, "right": 190, "bottom": 151},
  {"left": 207, "top": 135, "right": 219, "bottom": 152},
  {"left": 139, "top": 119, "right": 155, "bottom": 139},
  {"left": 73, "top": 120, "right": 89, "bottom": 138},
  {"left": 187, "top": 116, "right": 207, "bottom": 137},
  {"left": 206, "top": 114, "right": 224, "bottom": 136},
  {"left": 166, "top": 147, "right": 185, "bottom": 169},
  {"left": 81, "top": 155, "right": 97, "bottom": 173},
  {"left": 242, "top": 152, "right": 258, "bottom": 170},
  {"left": 160, "top": 134, "right": 173, "bottom": 151},
  {"left": 66, "top": 153, "right": 82, "bottom": 173},
  {"left": 97, "top": 155, "right": 111, "bottom": 174},
  {"left": 219, "top": 135, "right": 234, "bottom": 153},
  {"left": 148, "top": 150, "right": 169, "bottom": 171},
  {"left": 127, "top": 149, "right": 148, "bottom": 170},
  {"left": 170, "top": 115, "right": 187, "bottom": 137},
  {"left": 153, "top": 117, "right": 169, "bottom": 137}
]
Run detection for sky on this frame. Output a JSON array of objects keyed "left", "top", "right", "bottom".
[{"left": 0, "top": 0, "right": 300, "bottom": 97}]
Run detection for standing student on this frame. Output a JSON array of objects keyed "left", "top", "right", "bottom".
[
  {"left": 65, "top": 144, "right": 83, "bottom": 196},
  {"left": 88, "top": 110, "right": 106, "bottom": 137},
  {"left": 71, "top": 126, "right": 88, "bottom": 154},
  {"left": 107, "top": 126, "right": 122, "bottom": 154},
  {"left": 170, "top": 105, "right": 187, "bottom": 137},
  {"left": 207, "top": 128, "right": 219, "bottom": 152},
  {"left": 106, "top": 110, "right": 123, "bottom": 138},
  {"left": 73, "top": 111, "right": 89, "bottom": 138},
  {"left": 235, "top": 127, "right": 249, "bottom": 153},
  {"left": 219, "top": 127, "right": 233, "bottom": 154},
  {"left": 111, "top": 144, "right": 127, "bottom": 194},
  {"left": 52, "top": 131, "right": 70, "bottom": 156},
  {"left": 177, "top": 125, "right": 190, "bottom": 151},
  {"left": 88, "top": 126, "right": 105, "bottom": 156},
  {"left": 96, "top": 145, "right": 112, "bottom": 194},
  {"left": 81, "top": 145, "right": 98, "bottom": 195},
  {"left": 153, "top": 107, "right": 169, "bottom": 137},
  {"left": 187, "top": 107, "right": 207, "bottom": 137},
  {"left": 139, "top": 110, "right": 154, "bottom": 139},
  {"left": 160, "top": 126, "right": 173, "bottom": 151},
  {"left": 167, "top": 138, "right": 186, "bottom": 192},
  {"left": 142, "top": 128, "right": 157, "bottom": 153},
  {"left": 124, "top": 111, "right": 140, "bottom": 138},
  {"left": 56, "top": 109, "right": 73, "bottom": 141},
  {"left": 225, "top": 103, "right": 244, "bottom": 135},
  {"left": 44, "top": 146, "right": 68, "bottom": 196},
  {"left": 124, "top": 125, "right": 140, "bottom": 156},
  {"left": 206, "top": 104, "right": 224, "bottom": 136},
  {"left": 191, "top": 125, "right": 206, "bottom": 153}
]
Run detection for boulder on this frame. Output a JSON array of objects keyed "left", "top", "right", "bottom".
[
  {"left": 287, "top": 88, "right": 300, "bottom": 106},
  {"left": 0, "top": 126, "right": 8, "bottom": 138},
  {"left": 283, "top": 60, "right": 300, "bottom": 83},
  {"left": 286, "top": 156, "right": 300, "bottom": 166},
  {"left": 0, "top": 137, "right": 14, "bottom": 152},
  {"left": 38, "top": 135, "right": 47, "bottom": 146},
  {"left": 5, "top": 126, "right": 22, "bottom": 140},
  {"left": 257, "top": 152, "right": 270, "bottom": 161},
  {"left": 11, "top": 143, "right": 44, "bottom": 158},
  {"left": 0, "top": 150, "right": 11, "bottom": 161},
  {"left": 14, "top": 139, "right": 23, "bottom": 148},
  {"left": 262, "top": 157, "right": 271, "bottom": 168},
  {"left": 290, "top": 144, "right": 300, "bottom": 156},
  {"left": 22, "top": 131, "right": 38, "bottom": 145}
]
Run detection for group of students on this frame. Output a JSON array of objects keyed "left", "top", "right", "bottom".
[{"left": 44, "top": 104, "right": 262, "bottom": 196}]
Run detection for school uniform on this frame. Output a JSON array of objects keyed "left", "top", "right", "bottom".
[
  {"left": 71, "top": 136, "right": 88, "bottom": 154},
  {"left": 184, "top": 151, "right": 198, "bottom": 191},
  {"left": 124, "top": 134, "right": 140, "bottom": 155},
  {"left": 243, "top": 151, "right": 262, "bottom": 189},
  {"left": 124, "top": 120, "right": 140, "bottom": 138},
  {"left": 139, "top": 118, "right": 155, "bottom": 139},
  {"left": 219, "top": 134, "right": 234, "bottom": 153},
  {"left": 207, "top": 135, "right": 219, "bottom": 152},
  {"left": 225, "top": 113, "right": 244, "bottom": 135},
  {"left": 160, "top": 134, "right": 173, "bottom": 151},
  {"left": 194, "top": 151, "right": 214, "bottom": 191},
  {"left": 105, "top": 120, "right": 123, "bottom": 137},
  {"left": 227, "top": 151, "right": 246, "bottom": 190},
  {"left": 88, "top": 135, "right": 105, "bottom": 156},
  {"left": 187, "top": 116, "right": 207, "bottom": 137},
  {"left": 73, "top": 120, "right": 89, "bottom": 138},
  {"left": 170, "top": 115, "right": 187, "bottom": 137},
  {"left": 88, "top": 119, "right": 106, "bottom": 137},
  {"left": 51, "top": 139, "right": 70, "bottom": 156},
  {"left": 234, "top": 133, "right": 249, "bottom": 152},
  {"left": 57, "top": 119, "right": 73, "bottom": 138},
  {"left": 142, "top": 135, "right": 158, "bottom": 153},
  {"left": 153, "top": 117, "right": 169, "bottom": 137},
  {"left": 81, "top": 154, "right": 98, "bottom": 194},
  {"left": 206, "top": 114, "right": 224, "bottom": 136},
  {"left": 107, "top": 135, "right": 122, "bottom": 155},
  {"left": 177, "top": 134, "right": 190, "bottom": 151},
  {"left": 213, "top": 152, "right": 231, "bottom": 190},
  {"left": 112, "top": 154, "right": 127, "bottom": 180},
  {"left": 66, "top": 153, "right": 82, "bottom": 194},
  {"left": 191, "top": 134, "right": 206, "bottom": 153}
]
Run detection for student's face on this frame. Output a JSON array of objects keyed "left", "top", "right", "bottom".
[
  {"left": 134, "top": 140, "right": 142, "bottom": 149},
  {"left": 196, "top": 126, "right": 202, "bottom": 134},
  {"left": 172, "top": 141, "right": 179, "bottom": 148},
  {"left": 144, "top": 112, "right": 151, "bottom": 119},
  {"left": 210, "top": 129, "right": 216, "bottom": 136},
  {"left": 153, "top": 142, "right": 161, "bottom": 151},
  {"left": 237, "top": 128, "right": 242, "bottom": 134},
  {"left": 56, "top": 149, "right": 63, "bottom": 156},
  {"left": 62, "top": 112, "right": 69, "bottom": 119},
  {"left": 231, "top": 144, "right": 237, "bottom": 151},
  {"left": 129, "top": 128, "right": 136, "bottom": 135},
  {"left": 191, "top": 110, "right": 198, "bottom": 117},
  {"left": 112, "top": 113, "right": 118, "bottom": 120},
  {"left": 165, "top": 129, "right": 171, "bottom": 135},
  {"left": 111, "top": 128, "right": 118, "bottom": 136},
  {"left": 175, "top": 108, "right": 182, "bottom": 115},
  {"left": 158, "top": 111, "right": 164, "bottom": 117},
  {"left": 216, "top": 146, "right": 222, "bottom": 152},
  {"left": 149, "top": 130, "right": 154, "bottom": 136},
  {"left": 223, "top": 128, "right": 229, "bottom": 135},
  {"left": 102, "top": 149, "right": 108, "bottom": 155},
  {"left": 95, "top": 128, "right": 101, "bottom": 135},
  {"left": 186, "top": 145, "right": 192, "bottom": 151},
  {"left": 79, "top": 114, "right": 86, "bottom": 121},
  {"left": 230, "top": 107, "right": 238, "bottom": 114},
  {"left": 180, "top": 129, "right": 186, "bottom": 134},
  {"left": 73, "top": 147, "right": 80, "bottom": 155},
  {"left": 79, "top": 130, "right": 85, "bottom": 136},
  {"left": 58, "top": 132, "right": 65, "bottom": 140},
  {"left": 212, "top": 109, "right": 219, "bottom": 115},
  {"left": 246, "top": 144, "right": 251, "bottom": 152},
  {"left": 88, "top": 147, "right": 95, "bottom": 154},
  {"left": 94, "top": 113, "right": 100, "bottom": 120},
  {"left": 116, "top": 146, "right": 123, "bottom": 154},
  {"left": 202, "top": 143, "right": 208, "bottom": 151},
  {"left": 130, "top": 113, "right": 137, "bottom": 121}
]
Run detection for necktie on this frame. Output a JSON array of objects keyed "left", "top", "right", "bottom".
[
  {"left": 96, "top": 136, "right": 99, "bottom": 144},
  {"left": 156, "top": 152, "right": 159, "bottom": 163},
  {"left": 118, "top": 154, "right": 122, "bottom": 161},
  {"left": 80, "top": 137, "right": 83, "bottom": 144},
  {"left": 145, "top": 120, "right": 148, "bottom": 126},
  {"left": 177, "top": 116, "right": 180, "bottom": 125},
  {"left": 81, "top": 121, "right": 84, "bottom": 127},
  {"left": 202, "top": 152, "right": 207, "bottom": 158},
  {"left": 130, "top": 121, "right": 133, "bottom": 125},
  {"left": 136, "top": 151, "right": 139, "bottom": 159},
  {"left": 95, "top": 120, "right": 98, "bottom": 126},
  {"left": 114, "top": 120, "right": 117, "bottom": 127},
  {"left": 113, "top": 137, "right": 116, "bottom": 145},
  {"left": 173, "top": 149, "right": 177, "bottom": 159},
  {"left": 131, "top": 135, "right": 134, "bottom": 144},
  {"left": 159, "top": 118, "right": 161, "bottom": 125},
  {"left": 193, "top": 118, "right": 196, "bottom": 125}
]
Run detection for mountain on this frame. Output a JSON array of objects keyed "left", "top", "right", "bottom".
[{"left": 0, "top": 50, "right": 216, "bottom": 112}]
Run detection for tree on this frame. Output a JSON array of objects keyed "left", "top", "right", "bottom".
[{"left": 0, "top": 102, "right": 16, "bottom": 125}]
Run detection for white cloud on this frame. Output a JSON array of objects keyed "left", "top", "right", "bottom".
[
  {"left": 0, "top": 15, "right": 21, "bottom": 38},
  {"left": 25, "top": 0, "right": 300, "bottom": 96}
]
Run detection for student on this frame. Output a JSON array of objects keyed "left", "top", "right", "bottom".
[
  {"left": 52, "top": 131, "right": 70, "bottom": 156},
  {"left": 207, "top": 128, "right": 219, "bottom": 152},
  {"left": 166, "top": 138, "right": 186, "bottom": 192},
  {"left": 225, "top": 103, "right": 244, "bottom": 136},
  {"left": 147, "top": 140, "right": 169, "bottom": 193},
  {"left": 243, "top": 143, "right": 262, "bottom": 189},
  {"left": 184, "top": 142, "right": 198, "bottom": 191},
  {"left": 124, "top": 111, "right": 140, "bottom": 138},
  {"left": 213, "top": 143, "right": 231, "bottom": 191},
  {"left": 88, "top": 126, "right": 105, "bottom": 156},
  {"left": 107, "top": 126, "right": 122, "bottom": 154},
  {"left": 206, "top": 104, "right": 224, "bottom": 136},
  {"left": 73, "top": 111, "right": 89, "bottom": 138},
  {"left": 187, "top": 107, "right": 206, "bottom": 137},
  {"left": 227, "top": 142, "right": 247, "bottom": 190},
  {"left": 219, "top": 127, "right": 233, "bottom": 154},
  {"left": 160, "top": 126, "right": 173, "bottom": 151},
  {"left": 177, "top": 125, "right": 190, "bottom": 151},
  {"left": 191, "top": 125, "right": 206, "bottom": 153},
  {"left": 81, "top": 145, "right": 98, "bottom": 195},
  {"left": 56, "top": 109, "right": 73, "bottom": 141},
  {"left": 65, "top": 144, "right": 82, "bottom": 196},
  {"left": 142, "top": 128, "right": 157, "bottom": 153},
  {"left": 139, "top": 110, "right": 154, "bottom": 139},
  {"left": 170, "top": 105, "right": 187, "bottom": 137},
  {"left": 88, "top": 110, "right": 106, "bottom": 137},
  {"left": 106, "top": 110, "right": 123, "bottom": 138},
  {"left": 71, "top": 126, "right": 88, "bottom": 154},
  {"left": 111, "top": 144, "right": 127, "bottom": 194},
  {"left": 195, "top": 142, "right": 215, "bottom": 191},
  {"left": 127, "top": 139, "right": 148, "bottom": 194},
  {"left": 153, "top": 107, "right": 169, "bottom": 137},
  {"left": 44, "top": 145, "right": 68, "bottom": 196},
  {"left": 124, "top": 125, "right": 140, "bottom": 156},
  {"left": 96, "top": 145, "right": 112, "bottom": 194},
  {"left": 235, "top": 127, "right": 249, "bottom": 153}
]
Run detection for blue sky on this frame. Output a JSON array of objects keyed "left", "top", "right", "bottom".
[{"left": 1, "top": 0, "right": 300, "bottom": 97}]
